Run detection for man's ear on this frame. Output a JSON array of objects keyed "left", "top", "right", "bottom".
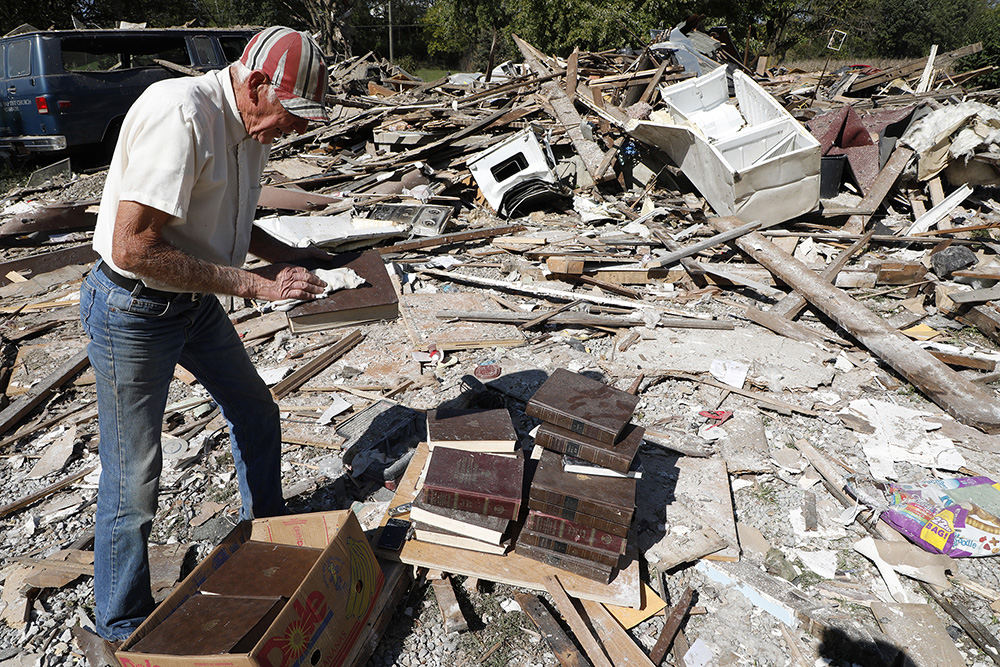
[{"left": 246, "top": 70, "right": 269, "bottom": 104}]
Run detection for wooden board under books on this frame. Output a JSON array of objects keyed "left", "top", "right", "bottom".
[
  {"left": 379, "top": 442, "right": 641, "bottom": 608},
  {"left": 400, "top": 292, "right": 525, "bottom": 351}
]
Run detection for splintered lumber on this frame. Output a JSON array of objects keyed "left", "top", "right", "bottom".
[
  {"left": 904, "top": 185, "right": 973, "bottom": 236},
  {"left": 271, "top": 330, "right": 364, "bottom": 399},
  {"left": 645, "top": 219, "right": 760, "bottom": 269},
  {"left": 948, "top": 285, "right": 1000, "bottom": 305},
  {"left": 514, "top": 593, "right": 591, "bottom": 667},
  {"left": 0, "top": 465, "right": 96, "bottom": 520},
  {"left": 0, "top": 349, "right": 89, "bottom": 438},
  {"left": 437, "top": 310, "right": 733, "bottom": 330},
  {"left": 663, "top": 372, "right": 821, "bottom": 417},
  {"left": 744, "top": 307, "right": 830, "bottom": 344},
  {"left": 649, "top": 587, "right": 694, "bottom": 665},
  {"left": 543, "top": 575, "right": 614, "bottom": 667},
  {"left": 520, "top": 299, "right": 584, "bottom": 330},
  {"left": 710, "top": 216, "right": 1000, "bottom": 435},
  {"left": 431, "top": 578, "right": 469, "bottom": 633},
  {"left": 512, "top": 34, "right": 609, "bottom": 182},
  {"left": 767, "top": 225, "right": 877, "bottom": 321},
  {"left": 850, "top": 43, "right": 982, "bottom": 93},
  {"left": 577, "top": 599, "right": 655, "bottom": 667},
  {"left": 378, "top": 224, "right": 524, "bottom": 254},
  {"left": 0, "top": 245, "right": 97, "bottom": 287}
]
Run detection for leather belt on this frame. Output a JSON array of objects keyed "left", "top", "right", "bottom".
[{"left": 98, "top": 261, "right": 198, "bottom": 301}]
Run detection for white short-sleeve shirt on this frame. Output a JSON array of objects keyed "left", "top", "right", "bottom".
[{"left": 92, "top": 67, "right": 269, "bottom": 292}]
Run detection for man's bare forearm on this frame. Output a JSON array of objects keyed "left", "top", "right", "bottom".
[{"left": 119, "top": 235, "right": 260, "bottom": 297}]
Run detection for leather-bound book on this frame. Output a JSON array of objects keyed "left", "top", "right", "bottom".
[
  {"left": 514, "top": 541, "right": 613, "bottom": 584},
  {"left": 285, "top": 250, "right": 399, "bottom": 333},
  {"left": 517, "top": 529, "right": 621, "bottom": 568},
  {"left": 411, "top": 489, "right": 509, "bottom": 545},
  {"left": 426, "top": 408, "right": 517, "bottom": 453},
  {"left": 423, "top": 447, "right": 524, "bottom": 520},
  {"left": 535, "top": 422, "right": 644, "bottom": 473},
  {"left": 526, "top": 369, "right": 638, "bottom": 445},
  {"left": 529, "top": 449, "right": 635, "bottom": 526},
  {"left": 525, "top": 509, "right": 628, "bottom": 555},
  {"left": 527, "top": 497, "right": 631, "bottom": 537}
]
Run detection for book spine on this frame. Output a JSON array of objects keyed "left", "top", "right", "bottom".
[
  {"left": 535, "top": 430, "right": 631, "bottom": 473},
  {"left": 514, "top": 542, "right": 613, "bottom": 584},
  {"left": 423, "top": 487, "right": 519, "bottom": 521},
  {"left": 525, "top": 402, "right": 619, "bottom": 445},
  {"left": 527, "top": 497, "right": 631, "bottom": 537},
  {"left": 529, "top": 486, "right": 633, "bottom": 525},
  {"left": 526, "top": 511, "right": 627, "bottom": 554},
  {"left": 518, "top": 530, "right": 620, "bottom": 568}
]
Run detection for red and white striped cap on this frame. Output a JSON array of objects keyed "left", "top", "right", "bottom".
[{"left": 240, "top": 27, "right": 329, "bottom": 122}]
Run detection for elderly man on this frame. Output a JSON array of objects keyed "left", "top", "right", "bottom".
[{"left": 79, "top": 27, "right": 329, "bottom": 643}]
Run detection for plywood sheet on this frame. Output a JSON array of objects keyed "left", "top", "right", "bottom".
[
  {"left": 400, "top": 292, "right": 525, "bottom": 351},
  {"left": 382, "top": 442, "right": 641, "bottom": 608}
]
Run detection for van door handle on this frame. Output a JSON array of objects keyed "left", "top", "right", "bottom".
[{"left": 6, "top": 87, "right": 14, "bottom": 94}]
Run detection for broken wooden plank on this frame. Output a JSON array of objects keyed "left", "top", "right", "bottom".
[
  {"left": 948, "top": 285, "right": 1000, "bottom": 305},
  {"left": 543, "top": 575, "right": 614, "bottom": 667},
  {"left": 431, "top": 577, "right": 469, "bottom": 633},
  {"left": 520, "top": 299, "right": 585, "bottom": 330},
  {"left": 904, "top": 185, "right": 973, "bottom": 236},
  {"left": 578, "top": 598, "right": 654, "bottom": 667},
  {"left": 378, "top": 224, "right": 524, "bottom": 255},
  {"left": 514, "top": 592, "right": 591, "bottom": 667},
  {"left": 513, "top": 34, "right": 610, "bottom": 183},
  {"left": 0, "top": 465, "right": 95, "bottom": 520},
  {"left": 271, "top": 330, "right": 364, "bottom": 399},
  {"left": 743, "top": 307, "right": 830, "bottom": 344},
  {"left": 649, "top": 587, "right": 694, "bottom": 665},
  {"left": 850, "top": 43, "right": 982, "bottom": 93},
  {"left": 645, "top": 219, "right": 760, "bottom": 269},
  {"left": 768, "top": 226, "right": 877, "bottom": 321},
  {"left": 664, "top": 371, "right": 821, "bottom": 417},
  {"left": 711, "top": 216, "right": 1000, "bottom": 434},
  {"left": 0, "top": 245, "right": 97, "bottom": 287},
  {"left": 0, "top": 349, "right": 89, "bottom": 438},
  {"left": 437, "top": 310, "right": 733, "bottom": 330}
]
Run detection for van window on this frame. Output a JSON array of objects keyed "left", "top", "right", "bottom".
[
  {"left": 219, "top": 36, "right": 250, "bottom": 62},
  {"left": 190, "top": 36, "right": 221, "bottom": 66},
  {"left": 60, "top": 35, "right": 189, "bottom": 72},
  {"left": 7, "top": 40, "right": 31, "bottom": 77}
]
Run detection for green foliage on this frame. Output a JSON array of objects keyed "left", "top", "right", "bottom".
[{"left": 958, "top": 5, "right": 1000, "bottom": 89}]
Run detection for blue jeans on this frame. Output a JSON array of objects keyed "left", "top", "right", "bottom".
[{"left": 80, "top": 263, "right": 285, "bottom": 641}]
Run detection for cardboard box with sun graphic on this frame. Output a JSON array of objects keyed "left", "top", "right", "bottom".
[{"left": 116, "top": 510, "right": 385, "bottom": 667}]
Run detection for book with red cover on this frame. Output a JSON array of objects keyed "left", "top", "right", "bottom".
[
  {"left": 535, "top": 422, "right": 644, "bottom": 474},
  {"left": 514, "top": 541, "right": 613, "bottom": 584},
  {"left": 526, "top": 369, "right": 638, "bottom": 445},
  {"left": 529, "top": 449, "right": 635, "bottom": 526},
  {"left": 517, "top": 529, "right": 620, "bottom": 568},
  {"left": 525, "top": 509, "right": 627, "bottom": 555},
  {"left": 423, "top": 447, "right": 524, "bottom": 520}
]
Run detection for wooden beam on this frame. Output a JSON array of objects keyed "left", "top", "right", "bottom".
[
  {"left": 271, "top": 330, "right": 364, "bottom": 399},
  {"left": 0, "top": 349, "right": 89, "bottom": 438},
  {"left": 378, "top": 224, "right": 525, "bottom": 255},
  {"left": 437, "top": 310, "right": 734, "bottom": 330},
  {"left": 645, "top": 219, "right": 760, "bottom": 269},
  {"left": 431, "top": 577, "right": 469, "bottom": 633},
  {"left": 520, "top": 299, "right": 585, "bottom": 330},
  {"left": 578, "top": 599, "right": 655, "bottom": 667},
  {"left": 543, "top": 575, "right": 614, "bottom": 667},
  {"left": 514, "top": 593, "right": 591, "bottom": 667},
  {"left": 512, "top": 34, "right": 610, "bottom": 183},
  {"left": 0, "top": 465, "right": 96, "bottom": 520},
  {"left": 767, "top": 225, "right": 877, "bottom": 320},
  {"left": 639, "top": 61, "right": 671, "bottom": 104},
  {"left": 649, "top": 587, "right": 694, "bottom": 665},
  {"left": 710, "top": 217, "right": 1000, "bottom": 434},
  {"left": 566, "top": 48, "right": 579, "bottom": 99}
]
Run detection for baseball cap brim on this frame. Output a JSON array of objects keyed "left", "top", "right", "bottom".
[{"left": 275, "top": 88, "right": 329, "bottom": 122}]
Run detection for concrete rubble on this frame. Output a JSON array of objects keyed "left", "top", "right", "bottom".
[{"left": 1, "top": 30, "right": 1000, "bottom": 667}]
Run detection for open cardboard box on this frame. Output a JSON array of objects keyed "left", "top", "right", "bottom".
[{"left": 116, "top": 510, "right": 384, "bottom": 667}]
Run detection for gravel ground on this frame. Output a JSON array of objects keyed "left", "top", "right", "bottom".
[{"left": 2, "top": 180, "right": 1000, "bottom": 665}]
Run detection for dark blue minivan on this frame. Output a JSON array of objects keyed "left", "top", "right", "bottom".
[{"left": 0, "top": 28, "right": 252, "bottom": 159}]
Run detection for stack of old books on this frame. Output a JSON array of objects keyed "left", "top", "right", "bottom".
[
  {"left": 517, "top": 369, "right": 641, "bottom": 583},
  {"left": 411, "top": 408, "right": 523, "bottom": 555}
]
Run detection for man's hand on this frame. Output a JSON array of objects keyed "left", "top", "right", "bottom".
[{"left": 248, "top": 264, "right": 328, "bottom": 301}]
